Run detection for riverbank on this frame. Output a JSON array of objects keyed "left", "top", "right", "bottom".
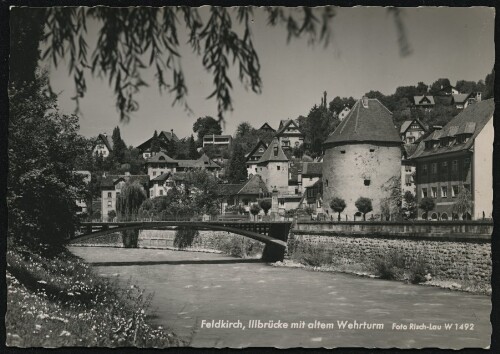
[{"left": 6, "top": 245, "right": 180, "bottom": 347}]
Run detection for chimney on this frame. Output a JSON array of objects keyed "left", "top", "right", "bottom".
[
  {"left": 476, "top": 92, "right": 482, "bottom": 102},
  {"left": 170, "top": 129, "right": 174, "bottom": 138},
  {"left": 361, "top": 96, "right": 369, "bottom": 108}
]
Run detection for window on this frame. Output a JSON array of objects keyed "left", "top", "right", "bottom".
[
  {"left": 464, "top": 158, "right": 470, "bottom": 170},
  {"left": 369, "top": 148, "right": 375, "bottom": 152},
  {"left": 431, "top": 187, "right": 437, "bottom": 198},
  {"left": 153, "top": 171, "right": 156, "bottom": 176},
  {"left": 325, "top": 179, "right": 329, "bottom": 187},
  {"left": 159, "top": 190, "right": 163, "bottom": 196},
  {"left": 107, "top": 201, "right": 112, "bottom": 207},
  {"left": 364, "top": 179, "right": 371, "bottom": 186},
  {"left": 407, "top": 137, "right": 415, "bottom": 143},
  {"left": 452, "top": 160, "right": 458, "bottom": 172},
  {"left": 280, "top": 200, "right": 285, "bottom": 206},
  {"left": 422, "top": 188, "right": 428, "bottom": 198},
  {"left": 405, "top": 165, "right": 412, "bottom": 172},
  {"left": 255, "top": 168, "right": 258, "bottom": 172},
  {"left": 441, "top": 186, "right": 448, "bottom": 198},
  {"left": 452, "top": 185, "right": 459, "bottom": 197},
  {"left": 258, "top": 148, "right": 264, "bottom": 152},
  {"left": 273, "top": 146, "right": 278, "bottom": 156},
  {"left": 431, "top": 163, "right": 437, "bottom": 174},
  {"left": 107, "top": 192, "right": 112, "bottom": 198},
  {"left": 422, "top": 164, "right": 428, "bottom": 174},
  {"left": 340, "top": 150, "right": 346, "bottom": 154},
  {"left": 441, "top": 213, "right": 449, "bottom": 220},
  {"left": 295, "top": 188, "right": 299, "bottom": 194},
  {"left": 309, "top": 177, "right": 313, "bottom": 181},
  {"left": 277, "top": 166, "right": 281, "bottom": 171},
  {"left": 464, "top": 184, "right": 471, "bottom": 192}
]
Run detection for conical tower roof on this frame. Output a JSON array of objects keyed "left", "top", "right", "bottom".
[
  {"left": 256, "top": 138, "right": 288, "bottom": 164},
  {"left": 324, "top": 98, "right": 401, "bottom": 147}
]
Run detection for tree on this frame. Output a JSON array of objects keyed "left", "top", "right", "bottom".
[
  {"left": 416, "top": 81, "right": 428, "bottom": 95},
  {"left": 455, "top": 80, "right": 478, "bottom": 94},
  {"left": 235, "top": 122, "right": 254, "bottom": 138},
  {"left": 185, "top": 169, "right": 221, "bottom": 216},
  {"left": 111, "top": 126, "right": 127, "bottom": 164},
  {"left": 419, "top": 197, "right": 435, "bottom": 220},
  {"left": 107, "top": 210, "right": 117, "bottom": 222},
  {"left": 429, "top": 78, "right": 451, "bottom": 95},
  {"left": 188, "top": 135, "right": 199, "bottom": 159},
  {"left": 193, "top": 116, "right": 222, "bottom": 144},
  {"left": 452, "top": 187, "right": 472, "bottom": 220},
  {"left": 402, "top": 191, "right": 418, "bottom": 220},
  {"left": 259, "top": 199, "right": 272, "bottom": 215},
  {"left": 380, "top": 176, "right": 402, "bottom": 220},
  {"left": 116, "top": 182, "right": 147, "bottom": 221},
  {"left": 329, "top": 197, "right": 346, "bottom": 221},
  {"left": 227, "top": 144, "right": 248, "bottom": 183},
  {"left": 150, "top": 130, "right": 161, "bottom": 154},
  {"left": 484, "top": 69, "right": 494, "bottom": 99},
  {"left": 250, "top": 203, "right": 261, "bottom": 220},
  {"left": 8, "top": 71, "right": 89, "bottom": 251},
  {"left": 355, "top": 197, "right": 373, "bottom": 221},
  {"left": 166, "top": 137, "right": 177, "bottom": 158}
]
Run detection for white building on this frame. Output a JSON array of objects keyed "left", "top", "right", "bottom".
[{"left": 93, "top": 133, "right": 113, "bottom": 158}]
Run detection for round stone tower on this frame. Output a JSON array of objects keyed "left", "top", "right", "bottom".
[{"left": 322, "top": 97, "right": 402, "bottom": 219}]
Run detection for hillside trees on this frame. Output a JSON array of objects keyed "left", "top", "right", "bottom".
[
  {"left": 116, "top": 182, "right": 147, "bottom": 221},
  {"left": 193, "top": 116, "right": 222, "bottom": 145},
  {"left": 188, "top": 135, "right": 199, "bottom": 159},
  {"left": 111, "top": 126, "right": 127, "bottom": 164},
  {"left": 150, "top": 130, "right": 161, "bottom": 154}
]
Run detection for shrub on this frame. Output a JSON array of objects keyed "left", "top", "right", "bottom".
[
  {"left": 291, "top": 242, "right": 331, "bottom": 267},
  {"left": 373, "top": 249, "right": 406, "bottom": 280},
  {"left": 407, "top": 253, "right": 431, "bottom": 284},
  {"left": 419, "top": 197, "right": 435, "bottom": 220},
  {"left": 355, "top": 197, "right": 373, "bottom": 221},
  {"left": 330, "top": 197, "right": 346, "bottom": 221},
  {"left": 259, "top": 199, "right": 272, "bottom": 215},
  {"left": 173, "top": 228, "right": 199, "bottom": 249}
]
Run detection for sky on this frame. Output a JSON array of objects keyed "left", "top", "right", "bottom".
[{"left": 46, "top": 6, "right": 495, "bottom": 147}]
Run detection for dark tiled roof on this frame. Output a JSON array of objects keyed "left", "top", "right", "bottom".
[
  {"left": 97, "top": 134, "right": 113, "bottom": 151},
  {"left": 257, "top": 138, "right": 289, "bottom": 164},
  {"left": 452, "top": 93, "right": 473, "bottom": 104},
  {"left": 413, "top": 95, "right": 435, "bottom": 106},
  {"left": 400, "top": 118, "right": 428, "bottom": 134},
  {"left": 402, "top": 144, "right": 418, "bottom": 159},
  {"left": 245, "top": 140, "right": 268, "bottom": 161},
  {"left": 410, "top": 98, "right": 494, "bottom": 159},
  {"left": 258, "top": 122, "right": 275, "bottom": 131},
  {"left": 239, "top": 175, "right": 269, "bottom": 195},
  {"left": 302, "top": 162, "right": 322, "bottom": 177},
  {"left": 324, "top": 99, "right": 401, "bottom": 146},
  {"left": 100, "top": 174, "right": 149, "bottom": 189},
  {"left": 151, "top": 172, "right": 171, "bottom": 182},
  {"left": 160, "top": 131, "right": 180, "bottom": 142},
  {"left": 218, "top": 183, "right": 245, "bottom": 196}
]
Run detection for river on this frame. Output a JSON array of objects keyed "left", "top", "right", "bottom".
[{"left": 69, "top": 246, "right": 491, "bottom": 349}]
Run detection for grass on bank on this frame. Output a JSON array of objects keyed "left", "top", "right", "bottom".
[{"left": 6, "top": 245, "right": 180, "bottom": 347}]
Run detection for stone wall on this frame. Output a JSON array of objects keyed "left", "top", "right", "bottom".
[{"left": 288, "top": 232, "right": 491, "bottom": 285}]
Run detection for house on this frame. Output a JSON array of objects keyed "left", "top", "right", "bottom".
[
  {"left": 400, "top": 118, "right": 428, "bottom": 144},
  {"left": 401, "top": 144, "right": 418, "bottom": 197},
  {"left": 202, "top": 134, "right": 233, "bottom": 149},
  {"left": 300, "top": 178, "right": 324, "bottom": 214},
  {"left": 451, "top": 93, "right": 482, "bottom": 110},
  {"left": 338, "top": 106, "right": 351, "bottom": 121},
  {"left": 255, "top": 137, "right": 289, "bottom": 194},
  {"left": 438, "top": 85, "right": 459, "bottom": 96},
  {"left": 145, "top": 152, "right": 221, "bottom": 179},
  {"left": 323, "top": 96, "right": 402, "bottom": 219},
  {"left": 410, "top": 98, "right": 494, "bottom": 220},
  {"left": 93, "top": 133, "right": 113, "bottom": 158},
  {"left": 246, "top": 140, "right": 268, "bottom": 177},
  {"left": 218, "top": 175, "right": 270, "bottom": 214},
  {"left": 258, "top": 122, "right": 276, "bottom": 133},
  {"left": 149, "top": 172, "right": 190, "bottom": 199},
  {"left": 74, "top": 170, "right": 91, "bottom": 214},
  {"left": 301, "top": 162, "right": 322, "bottom": 189},
  {"left": 136, "top": 130, "right": 179, "bottom": 159},
  {"left": 100, "top": 173, "right": 150, "bottom": 220},
  {"left": 275, "top": 119, "right": 305, "bottom": 149},
  {"left": 413, "top": 95, "right": 435, "bottom": 110},
  {"left": 287, "top": 160, "right": 302, "bottom": 195}
]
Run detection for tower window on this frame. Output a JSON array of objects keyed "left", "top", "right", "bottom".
[
  {"left": 340, "top": 150, "right": 346, "bottom": 154},
  {"left": 325, "top": 179, "right": 329, "bottom": 187},
  {"left": 369, "top": 149, "right": 375, "bottom": 152},
  {"left": 277, "top": 166, "right": 280, "bottom": 171},
  {"left": 364, "top": 179, "right": 371, "bottom": 186}
]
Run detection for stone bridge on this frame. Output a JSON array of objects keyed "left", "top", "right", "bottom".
[{"left": 72, "top": 221, "right": 292, "bottom": 262}]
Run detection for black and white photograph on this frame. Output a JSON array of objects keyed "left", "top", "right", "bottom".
[{"left": 5, "top": 4, "right": 496, "bottom": 349}]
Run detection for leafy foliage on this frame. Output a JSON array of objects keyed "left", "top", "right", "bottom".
[
  {"left": 355, "top": 197, "right": 373, "bottom": 221},
  {"left": 173, "top": 228, "right": 199, "bottom": 249},
  {"left": 116, "top": 182, "right": 147, "bottom": 221},
  {"left": 452, "top": 187, "right": 472, "bottom": 219},
  {"left": 380, "top": 176, "right": 402, "bottom": 221},
  {"left": 259, "top": 199, "right": 272, "bottom": 215},
  {"left": 110, "top": 126, "right": 127, "bottom": 164},
  {"left": 193, "top": 116, "right": 222, "bottom": 144},
  {"left": 8, "top": 72, "right": 88, "bottom": 250},
  {"left": 329, "top": 197, "right": 346, "bottom": 221},
  {"left": 227, "top": 144, "right": 247, "bottom": 183},
  {"left": 402, "top": 191, "right": 418, "bottom": 220},
  {"left": 419, "top": 197, "right": 435, "bottom": 219},
  {"left": 150, "top": 130, "right": 161, "bottom": 154},
  {"left": 249, "top": 203, "right": 261, "bottom": 219}
]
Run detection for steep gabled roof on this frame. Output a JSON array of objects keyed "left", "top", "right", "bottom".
[
  {"left": 410, "top": 98, "right": 494, "bottom": 159},
  {"left": 400, "top": 118, "right": 428, "bottom": 134},
  {"left": 256, "top": 138, "right": 289, "bottom": 164},
  {"left": 275, "top": 119, "right": 304, "bottom": 137},
  {"left": 324, "top": 99, "right": 401, "bottom": 146},
  {"left": 97, "top": 134, "right": 114, "bottom": 151},
  {"left": 238, "top": 175, "right": 269, "bottom": 195},
  {"left": 151, "top": 172, "right": 172, "bottom": 182},
  {"left": 245, "top": 140, "right": 268, "bottom": 162},
  {"left": 413, "top": 95, "right": 435, "bottom": 106},
  {"left": 258, "top": 122, "right": 275, "bottom": 132},
  {"left": 219, "top": 183, "right": 245, "bottom": 196},
  {"left": 100, "top": 174, "right": 149, "bottom": 189},
  {"left": 197, "top": 153, "right": 221, "bottom": 168},
  {"left": 145, "top": 152, "right": 178, "bottom": 163}
]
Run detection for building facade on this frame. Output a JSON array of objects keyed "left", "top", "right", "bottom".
[
  {"left": 202, "top": 134, "right": 233, "bottom": 149},
  {"left": 323, "top": 97, "right": 402, "bottom": 219},
  {"left": 410, "top": 99, "right": 494, "bottom": 220},
  {"left": 145, "top": 152, "right": 221, "bottom": 179},
  {"left": 245, "top": 140, "right": 268, "bottom": 177},
  {"left": 93, "top": 133, "right": 113, "bottom": 158},
  {"left": 255, "top": 138, "right": 290, "bottom": 194},
  {"left": 400, "top": 118, "right": 428, "bottom": 144},
  {"left": 100, "top": 174, "right": 150, "bottom": 220},
  {"left": 136, "top": 130, "right": 179, "bottom": 159},
  {"left": 275, "top": 119, "right": 305, "bottom": 149}
]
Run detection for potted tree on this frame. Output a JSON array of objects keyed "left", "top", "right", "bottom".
[
  {"left": 419, "top": 197, "right": 435, "bottom": 220},
  {"left": 249, "top": 203, "right": 261, "bottom": 221}
]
